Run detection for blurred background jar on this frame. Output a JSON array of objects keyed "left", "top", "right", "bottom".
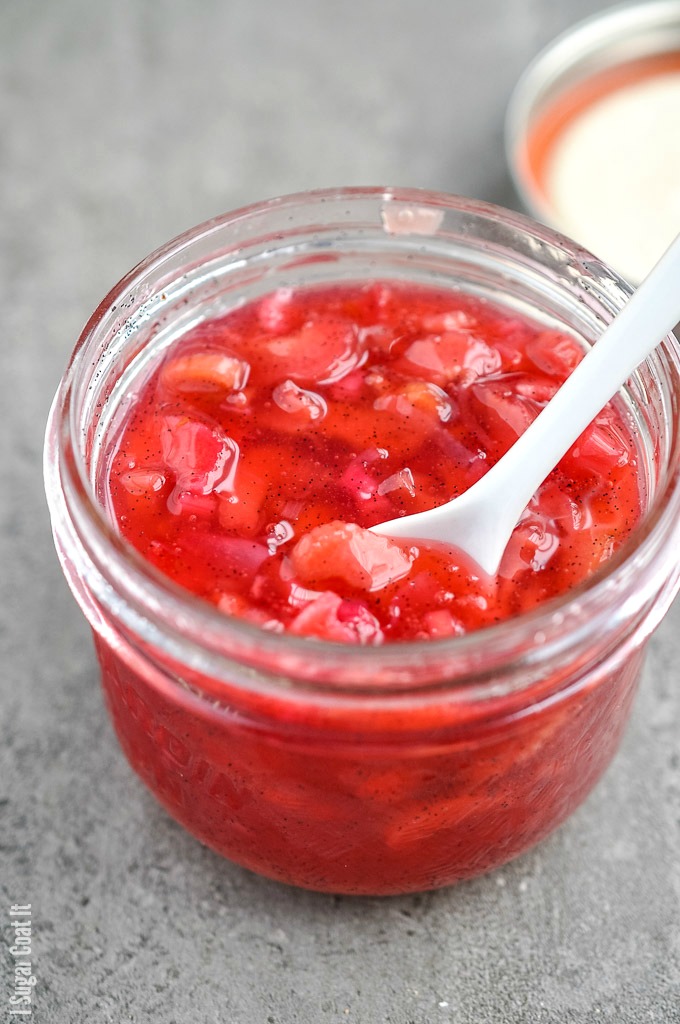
[{"left": 506, "top": 0, "right": 680, "bottom": 284}]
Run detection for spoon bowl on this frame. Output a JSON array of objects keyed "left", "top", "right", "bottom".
[{"left": 371, "top": 234, "right": 680, "bottom": 575}]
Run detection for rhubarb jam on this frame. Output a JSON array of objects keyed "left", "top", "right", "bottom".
[
  {"left": 47, "top": 193, "right": 680, "bottom": 895},
  {"left": 106, "top": 281, "right": 642, "bottom": 643},
  {"left": 94, "top": 280, "right": 648, "bottom": 891}
]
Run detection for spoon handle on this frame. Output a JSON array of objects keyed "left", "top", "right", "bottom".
[
  {"left": 372, "top": 235, "right": 680, "bottom": 575},
  {"left": 475, "top": 232, "right": 680, "bottom": 536}
]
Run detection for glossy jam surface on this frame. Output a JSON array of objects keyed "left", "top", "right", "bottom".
[{"left": 107, "top": 282, "right": 641, "bottom": 643}]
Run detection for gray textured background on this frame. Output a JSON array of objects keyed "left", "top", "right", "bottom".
[{"left": 2, "top": 1, "right": 679, "bottom": 1022}]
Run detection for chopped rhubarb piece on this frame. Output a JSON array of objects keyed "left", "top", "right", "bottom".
[
  {"left": 181, "top": 533, "right": 270, "bottom": 577},
  {"left": 119, "top": 469, "right": 166, "bottom": 495},
  {"left": 500, "top": 507, "right": 561, "bottom": 577},
  {"left": 217, "top": 592, "right": 284, "bottom": 631},
  {"left": 257, "top": 287, "right": 299, "bottom": 334},
  {"left": 161, "top": 350, "right": 249, "bottom": 393},
  {"left": 339, "top": 458, "right": 380, "bottom": 502},
  {"left": 216, "top": 591, "right": 253, "bottom": 616},
  {"left": 399, "top": 331, "right": 501, "bottom": 385},
  {"left": 272, "top": 380, "right": 328, "bottom": 421},
  {"left": 536, "top": 480, "right": 588, "bottom": 532},
  {"left": 290, "top": 521, "right": 413, "bottom": 592},
  {"left": 289, "top": 591, "right": 383, "bottom": 644},
  {"left": 375, "top": 381, "right": 453, "bottom": 423},
  {"left": 160, "top": 417, "right": 239, "bottom": 496},
  {"left": 326, "top": 368, "right": 366, "bottom": 401},
  {"left": 564, "top": 410, "right": 632, "bottom": 477},
  {"left": 168, "top": 490, "right": 218, "bottom": 518},
  {"left": 512, "top": 374, "right": 559, "bottom": 404},
  {"left": 526, "top": 331, "right": 584, "bottom": 378},
  {"left": 338, "top": 453, "right": 394, "bottom": 519},
  {"left": 358, "top": 324, "right": 398, "bottom": 357},
  {"left": 335, "top": 598, "right": 384, "bottom": 644},
  {"left": 217, "top": 454, "right": 270, "bottom": 536},
  {"left": 468, "top": 375, "right": 543, "bottom": 454},
  {"left": 255, "top": 315, "right": 362, "bottom": 386},
  {"left": 422, "top": 609, "right": 466, "bottom": 639},
  {"left": 421, "top": 310, "right": 475, "bottom": 332},
  {"left": 377, "top": 468, "right": 416, "bottom": 498},
  {"left": 400, "top": 381, "right": 453, "bottom": 421}
]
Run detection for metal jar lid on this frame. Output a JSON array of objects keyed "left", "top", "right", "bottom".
[{"left": 505, "top": 0, "right": 680, "bottom": 283}]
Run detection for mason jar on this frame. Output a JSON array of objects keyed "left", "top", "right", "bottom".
[{"left": 44, "top": 188, "right": 680, "bottom": 895}]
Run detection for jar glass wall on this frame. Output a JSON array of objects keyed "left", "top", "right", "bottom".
[{"left": 45, "top": 189, "right": 680, "bottom": 894}]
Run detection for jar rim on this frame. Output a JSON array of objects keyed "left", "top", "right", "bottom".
[{"left": 45, "top": 186, "right": 680, "bottom": 697}]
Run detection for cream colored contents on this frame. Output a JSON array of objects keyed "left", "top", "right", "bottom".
[{"left": 544, "top": 72, "right": 680, "bottom": 283}]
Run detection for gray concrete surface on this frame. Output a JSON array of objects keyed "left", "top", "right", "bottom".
[{"left": 2, "top": 1, "right": 679, "bottom": 1021}]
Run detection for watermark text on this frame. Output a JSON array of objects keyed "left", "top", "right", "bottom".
[{"left": 7, "top": 904, "right": 35, "bottom": 1016}]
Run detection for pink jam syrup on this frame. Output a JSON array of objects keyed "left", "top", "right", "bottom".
[{"left": 106, "top": 281, "right": 641, "bottom": 643}]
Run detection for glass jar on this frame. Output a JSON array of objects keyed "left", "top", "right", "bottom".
[{"left": 44, "top": 188, "right": 680, "bottom": 895}]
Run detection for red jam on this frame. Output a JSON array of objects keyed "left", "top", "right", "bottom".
[
  {"left": 94, "top": 280, "right": 645, "bottom": 893},
  {"left": 107, "top": 281, "right": 641, "bottom": 643}
]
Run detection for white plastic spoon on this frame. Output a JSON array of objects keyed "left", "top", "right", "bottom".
[{"left": 371, "top": 233, "right": 680, "bottom": 576}]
